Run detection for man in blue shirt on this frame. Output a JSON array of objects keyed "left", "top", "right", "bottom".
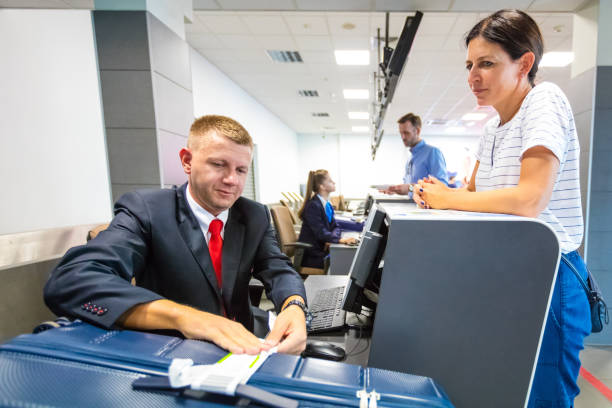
[{"left": 383, "top": 113, "right": 449, "bottom": 196}]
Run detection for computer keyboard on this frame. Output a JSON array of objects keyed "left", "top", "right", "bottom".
[{"left": 307, "top": 286, "right": 347, "bottom": 333}]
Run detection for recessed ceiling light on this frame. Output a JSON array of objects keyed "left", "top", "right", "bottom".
[
  {"left": 343, "top": 89, "right": 369, "bottom": 99},
  {"left": 348, "top": 111, "right": 369, "bottom": 120},
  {"left": 461, "top": 113, "right": 487, "bottom": 121},
  {"left": 335, "top": 50, "right": 370, "bottom": 66},
  {"left": 445, "top": 126, "right": 465, "bottom": 134},
  {"left": 540, "top": 52, "right": 574, "bottom": 67},
  {"left": 352, "top": 126, "right": 369, "bottom": 132}
]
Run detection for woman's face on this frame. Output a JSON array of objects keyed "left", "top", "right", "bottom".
[
  {"left": 465, "top": 36, "right": 525, "bottom": 110},
  {"left": 320, "top": 175, "right": 336, "bottom": 194}
]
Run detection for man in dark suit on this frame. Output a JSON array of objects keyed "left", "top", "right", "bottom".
[{"left": 44, "top": 115, "right": 307, "bottom": 355}]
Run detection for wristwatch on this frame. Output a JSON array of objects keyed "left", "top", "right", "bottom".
[
  {"left": 283, "top": 299, "right": 308, "bottom": 317},
  {"left": 408, "top": 184, "right": 414, "bottom": 193}
]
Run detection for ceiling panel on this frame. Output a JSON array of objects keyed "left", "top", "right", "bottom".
[
  {"left": 331, "top": 35, "right": 371, "bottom": 49},
  {"left": 327, "top": 14, "right": 371, "bottom": 36},
  {"left": 528, "top": 0, "right": 590, "bottom": 12},
  {"left": 217, "top": 34, "right": 262, "bottom": 49},
  {"left": 411, "top": 35, "right": 448, "bottom": 51},
  {"left": 241, "top": 14, "right": 290, "bottom": 34},
  {"left": 198, "top": 14, "right": 250, "bottom": 34},
  {"left": 216, "top": 0, "right": 296, "bottom": 10},
  {"left": 256, "top": 34, "right": 297, "bottom": 49},
  {"left": 294, "top": 35, "right": 334, "bottom": 50},
  {"left": 188, "top": 9, "right": 578, "bottom": 135},
  {"left": 296, "top": 0, "right": 372, "bottom": 11},
  {"left": 451, "top": 0, "right": 533, "bottom": 12},
  {"left": 450, "top": 13, "right": 479, "bottom": 34},
  {"left": 375, "top": 0, "right": 452, "bottom": 12},
  {"left": 417, "top": 14, "right": 457, "bottom": 35},
  {"left": 283, "top": 15, "right": 330, "bottom": 35}
]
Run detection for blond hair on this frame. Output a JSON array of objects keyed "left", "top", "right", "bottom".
[{"left": 188, "top": 115, "right": 253, "bottom": 150}]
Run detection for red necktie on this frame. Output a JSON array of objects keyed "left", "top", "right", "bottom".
[{"left": 208, "top": 219, "right": 223, "bottom": 288}]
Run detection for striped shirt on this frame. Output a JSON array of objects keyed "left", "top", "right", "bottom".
[{"left": 475, "top": 82, "right": 582, "bottom": 253}]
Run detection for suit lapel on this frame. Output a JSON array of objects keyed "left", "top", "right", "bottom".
[
  {"left": 222, "top": 206, "right": 245, "bottom": 310},
  {"left": 176, "top": 184, "right": 222, "bottom": 297}
]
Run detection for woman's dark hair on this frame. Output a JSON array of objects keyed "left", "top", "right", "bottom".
[
  {"left": 465, "top": 9, "right": 543, "bottom": 86},
  {"left": 298, "top": 169, "right": 329, "bottom": 219}
]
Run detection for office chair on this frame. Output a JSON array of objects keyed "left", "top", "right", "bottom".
[
  {"left": 281, "top": 192, "right": 297, "bottom": 206},
  {"left": 280, "top": 199, "right": 299, "bottom": 225},
  {"left": 270, "top": 206, "right": 327, "bottom": 276},
  {"left": 329, "top": 195, "right": 349, "bottom": 212},
  {"left": 289, "top": 192, "right": 304, "bottom": 203}
]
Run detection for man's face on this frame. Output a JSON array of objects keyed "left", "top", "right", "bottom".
[
  {"left": 180, "top": 131, "right": 252, "bottom": 215},
  {"left": 399, "top": 121, "right": 421, "bottom": 148}
]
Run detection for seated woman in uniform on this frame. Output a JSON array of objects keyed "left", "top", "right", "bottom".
[{"left": 297, "top": 170, "right": 357, "bottom": 269}]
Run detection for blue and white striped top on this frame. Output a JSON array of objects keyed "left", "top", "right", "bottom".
[{"left": 475, "top": 82, "right": 582, "bottom": 253}]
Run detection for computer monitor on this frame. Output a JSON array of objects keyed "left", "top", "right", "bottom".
[
  {"left": 383, "top": 11, "right": 423, "bottom": 103},
  {"left": 341, "top": 205, "right": 388, "bottom": 314},
  {"left": 363, "top": 194, "right": 374, "bottom": 216},
  {"left": 362, "top": 202, "right": 385, "bottom": 234}
]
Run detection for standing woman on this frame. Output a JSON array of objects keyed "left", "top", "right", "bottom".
[
  {"left": 297, "top": 170, "right": 356, "bottom": 269},
  {"left": 415, "top": 10, "right": 590, "bottom": 407}
]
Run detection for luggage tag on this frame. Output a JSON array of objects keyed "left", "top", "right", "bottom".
[{"left": 133, "top": 347, "right": 297, "bottom": 408}]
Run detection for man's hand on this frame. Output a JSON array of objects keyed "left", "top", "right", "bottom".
[
  {"left": 118, "top": 299, "right": 265, "bottom": 355},
  {"left": 177, "top": 307, "right": 266, "bottom": 355},
  {"left": 381, "top": 184, "right": 411, "bottom": 195},
  {"left": 264, "top": 296, "right": 307, "bottom": 354}
]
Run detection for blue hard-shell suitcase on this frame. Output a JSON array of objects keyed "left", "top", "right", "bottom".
[{"left": 0, "top": 321, "right": 454, "bottom": 407}]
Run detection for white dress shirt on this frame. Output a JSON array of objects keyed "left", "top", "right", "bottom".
[{"left": 185, "top": 184, "right": 229, "bottom": 244}]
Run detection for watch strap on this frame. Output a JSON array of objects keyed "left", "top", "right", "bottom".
[{"left": 283, "top": 299, "right": 308, "bottom": 317}]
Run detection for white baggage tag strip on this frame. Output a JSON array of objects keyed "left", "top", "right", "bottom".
[{"left": 168, "top": 346, "right": 277, "bottom": 396}]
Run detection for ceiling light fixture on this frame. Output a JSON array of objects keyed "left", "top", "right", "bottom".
[
  {"left": 343, "top": 89, "right": 369, "bottom": 99},
  {"left": 352, "top": 126, "right": 369, "bottom": 132},
  {"left": 445, "top": 126, "right": 465, "bottom": 134},
  {"left": 461, "top": 113, "right": 487, "bottom": 121},
  {"left": 335, "top": 50, "right": 370, "bottom": 66},
  {"left": 539, "top": 52, "right": 574, "bottom": 67},
  {"left": 348, "top": 111, "right": 369, "bottom": 120}
]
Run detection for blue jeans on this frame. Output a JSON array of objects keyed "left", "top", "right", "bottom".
[{"left": 528, "top": 250, "right": 591, "bottom": 408}]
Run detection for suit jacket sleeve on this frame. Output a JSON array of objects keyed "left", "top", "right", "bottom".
[
  {"left": 44, "top": 191, "right": 164, "bottom": 329},
  {"left": 303, "top": 199, "right": 341, "bottom": 244},
  {"left": 251, "top": 208, "right": 307, "bottom": 309}
]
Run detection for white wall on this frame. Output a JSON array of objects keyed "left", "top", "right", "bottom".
[
  {"left": 190, "top": 48, "right": 300, "bottom": 204},
  {"left": 0, "top": 10, "right": 112, "bottom": 235},
  {"left": 298, "top": 132, "right": 479, "bottom": 198}
]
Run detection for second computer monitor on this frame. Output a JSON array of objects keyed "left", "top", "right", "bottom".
[{"left": 341, "top": 204, "right": 388, "bottom": 313}]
